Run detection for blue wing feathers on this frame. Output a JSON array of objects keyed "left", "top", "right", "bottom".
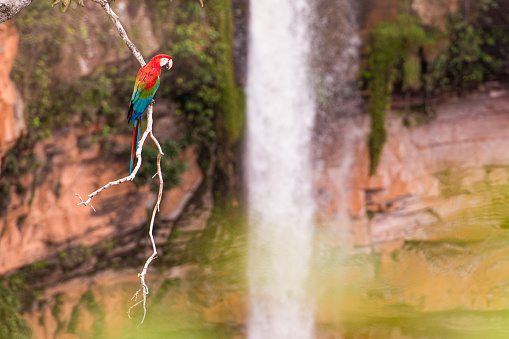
[{"left": 128, "top": 81, "right": 160, "bottom": 123}]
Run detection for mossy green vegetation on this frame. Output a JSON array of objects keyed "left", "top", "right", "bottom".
[
  {"left": 169, "top": 21, "right": 220, "bottom": 146},
  {"left": 150, "top": 0, "right": 244, "bottom": 198},
  {"left": 0, "top": 282, "right": 32, "bottom": 339},
  {"left": 135, "top": 139, "right": 188, "bottom": 191},
  {"left": 366, "top": 13, "right": 441, "bottom": 175},
  {"left": 190, "top": 202, "right": 247, "bottom": 288},
  {"left": 160, "top": 0, "right": 244, "bottom": 149},
  {"left": 12, "top": 1, "right": 131, "bottom": 142},
  {"left": 0, "top": 137, "right": 41, "bottom": 217},
  {"left": 67, "top": 290, "right": 105, "bottom": 337},
  {"left": 365, "top": 0, "right": 509, "bottom": 175},
  {"left": 161, "top": 199, "right": 247, "bottom": 292},
  {"left": 207, "top": 0, "right": 245, "bottom": 146},
  {"left": 51, "top": 293, "right": 65, "bottom": 333}
]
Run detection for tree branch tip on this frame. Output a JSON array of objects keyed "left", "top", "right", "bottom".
[
  {"left": 75, "top": 193, "right": 96, "bottom": 212},
  {"left": 130, "top": 291, "right": 140, "bottom": 302}
]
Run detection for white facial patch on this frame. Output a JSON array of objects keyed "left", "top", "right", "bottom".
[{"left": 160, "top": 58, "right": 173, "bottom": 69}]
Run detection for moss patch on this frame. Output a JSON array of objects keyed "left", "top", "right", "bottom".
[
  {"left": 0, "top": 278, "right": 32, "bottom": 339},
  {"left": 365, "top": 0, "right": 509, "bottom": 175}
]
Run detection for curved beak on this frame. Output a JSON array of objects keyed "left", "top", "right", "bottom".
[{"left": 166, "top": 59, "right": 173, "bottom": 70}]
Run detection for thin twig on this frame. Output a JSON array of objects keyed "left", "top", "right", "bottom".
[
  {"left": 75, "top": 103, "right": 153, "bottom": 209},
  {"left": 91, "top": 0, "right": 145, "bottom": 66},
  {"left": 126, "top": 129, "right": 164, "bottom": 326},
  {"left": 75, "top": 0, "right": 167, "bottom": 327}
]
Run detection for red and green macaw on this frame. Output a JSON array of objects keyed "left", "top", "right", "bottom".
[{"left": 127, "top": 54, "right": 173, "bottom": 174}]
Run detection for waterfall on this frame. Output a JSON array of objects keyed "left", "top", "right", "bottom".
[{"left": 246, "top": 0, "right": 316, "bottom": 338}]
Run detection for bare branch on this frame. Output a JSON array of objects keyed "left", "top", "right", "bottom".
[
  {"left": 76, "top": 102, "right": 161, "bottom": 327},
  {"left": 74, "top": 0, "right": 169, "bottom": 327},
  {"left": 126, "top": 121, "right": 165, "bottom": 327},
  {"left": 91, "top": 0, "right": 145, "bottom": 66},
  {"left": 74, "top": 193, "right": 96, "bottom": 212},
  {"left": 0, "top": 0, "right": 32, "bottom": 24}
]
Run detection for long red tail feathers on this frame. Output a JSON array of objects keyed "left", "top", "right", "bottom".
[{"left": 129, "top": 118, "right": 141, "bottom": 175}]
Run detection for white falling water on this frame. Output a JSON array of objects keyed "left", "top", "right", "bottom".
[{"left": 246, "top": 0, "right": 316, "bottom": 338}]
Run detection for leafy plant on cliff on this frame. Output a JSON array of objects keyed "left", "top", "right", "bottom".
[
  {"left": 153, "top": 0, "right": 244, "bottom": 199},
  {"left": 366, "top": 14, "right": 436, "bottom": 175},
  {"left": 165, "top": 0, "right": 243, "bottom": 150},
  {"left": 169, "top": 22, "right": 219, "bottom": 146},
  {"left": 207, "top": 0, "right": 245, "bottom": 146},
  {"left": 365, "top": 0, "right": 508, "bottom": 175},
  {"left": 434, "top": 0, "right": 508, "bottom": 93}
]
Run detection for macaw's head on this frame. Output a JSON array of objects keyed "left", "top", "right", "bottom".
[{"left": 151, "top": 54, "right": 173, "bottom": 70}]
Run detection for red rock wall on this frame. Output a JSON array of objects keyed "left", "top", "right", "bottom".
[
  {"left": 0, "top": 126, "right": 203, "bottom": 274},
  {"left": 0, "top": 22, "right": 24, "bottom": 170},
  {"left": 316, "top": 91, "right": 509, "bottom": 251}
]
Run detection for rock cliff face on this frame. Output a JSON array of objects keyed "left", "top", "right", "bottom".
[
  {"left": 0, "top": 22, "right": 24, "bottom": 169},
  {"left": 313, "top": 91, "right": 509, "bottom": 335},
  {"left": 365, "top": 92, "right": 509, "bottom": 247},
  {"left": 0, "top": 126, "right": 204, "bottom": 274},
  {"left": 316, "top": 91, "right": 509, "bottom": 250},
  {"left": 313, "top": 0, "right": 509, "bottom": 252}
]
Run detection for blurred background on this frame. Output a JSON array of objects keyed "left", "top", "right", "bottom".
[{"left": 1, "top": 0, "right": 509, "bottom": 338}]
